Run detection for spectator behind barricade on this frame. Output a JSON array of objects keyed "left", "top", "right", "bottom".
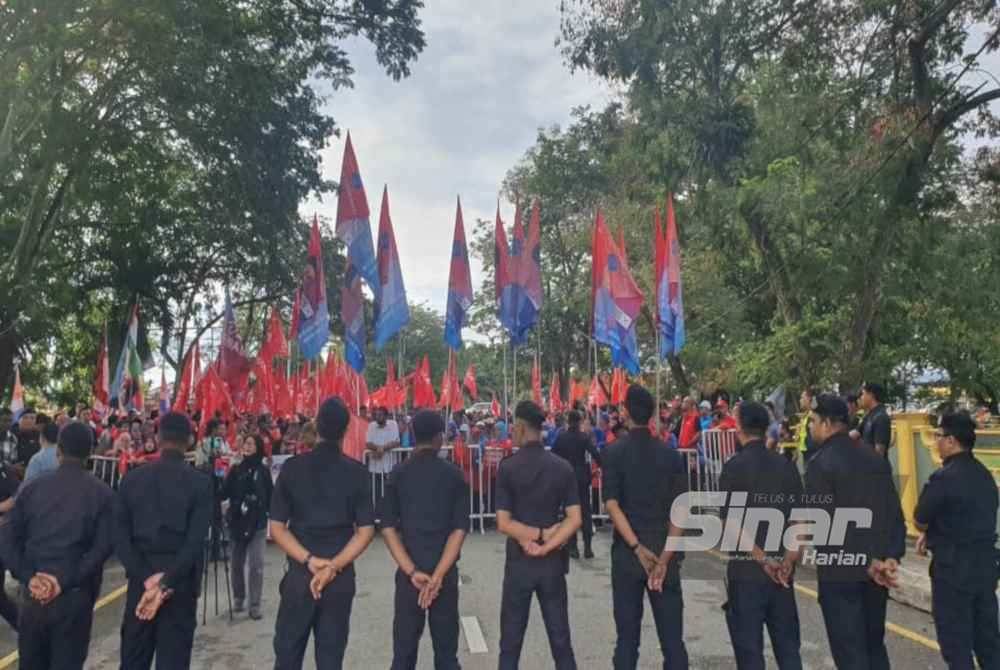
[
  {"left": 765, "top": 402, "right": 782, "bottom": 451},
  {"left": 110, "top": 431, "right": 133, "bottom": 457},
  {"left": 678, "top": 397, "right": 701, "bottom": 450},
  {"left": 397, "top": 413, "right": 414, "bottom": 449},
  {"left": 135, "top": 436, "right": 160, "bottom": 464},
  {"left": 713, "top": 399, "right": 737, "bottom": 431},
  {"left": 197, "top": 418, "right": 231, "bottom": 470},
  {"left": 495, "top": 413, "right": 509, "bottom": 441},
  {"left": 24, "top": 421, "right": 61, "bottom": 483},
  {"left": 299, "top": 421, "right": 318, "bottom": 454},
  {"left": 128, "top": 417, "right": 143, "bottom": 446},
  {"left": 366, "top": 406, "right": 400, "bottom": 477},
  {"left": 12, "top": 408, "right": 41, "bottom": 476}
]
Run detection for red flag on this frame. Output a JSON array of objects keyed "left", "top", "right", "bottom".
[
  {"left": 92, "top": 325, "right": 110, "bottom": 413},
  {"left": 413, "top": 355, "right": 437, "bottom": 408},
  {"left": 219, "top": 291, "right": 252, "bottom": 397},
  {"left": 549, "top": 373, "right": 563, "bottom": 414},
  {"left": 491, "top": 394, "right": 501, "bottom": 418},
  {"left": 198, "top": 366, "right": 233, "bottom": 437},
  {"left": 494, "top": 204, "right": 510, "bottom": 303},
  {"left": 274, "top": 368, "right": 293, "bottom": 418},
  {"left": 611, "top": 368, "right": 627, "bottom": 406},
  {"left": 569, "top": 379, "right": 586, "bottom": 407},
  {"left": 654, "top": 206, "right": 666, "bottom": 318},
  {"left": 531, "top": 356, "right": 543, "bottom": 407},
  {"left": 463, "top": 363, "right": 478, "bottom": 400},
  {"left": 262, "top": 306, "right": 289, "bottom": 362},
  {"left": 587, "top": 375, "right": 608, "bottom": 408},
  {"left": 172, "top": 341, "right": 199, "bottom": 414}
]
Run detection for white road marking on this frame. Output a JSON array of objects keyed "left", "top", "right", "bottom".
[{"left": 461, "top": 615, "right": 489, "bottom": 654}]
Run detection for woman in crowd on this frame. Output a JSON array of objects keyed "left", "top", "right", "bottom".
[{"left": 223, "top": 434, "right": 273, "bottom": 619}]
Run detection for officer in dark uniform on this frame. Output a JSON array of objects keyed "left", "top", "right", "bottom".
[
  {"left": 270, "top": 397, "right": 376, "bottom": 670},
  {"left": 551, "top": 409, "right": 601, "bottom": 559},
  {"left": 914, "top": 411, "right": 999, "bottom": 670},
  {"left": 719, "top": 401, "right": 803, "bottom": 670},
  {"left": 379, "top": 409, "right": 470, "bottom": 670},
  {"left": 496, "top": 400, "right": 582, "bottom": 670},
  {"left": 0, "top": 421, "right": 113, "bottom": 669},
  {"left": 114, "top": 411, "right": 213, "bottom": 670},
  {"left": 601, "top": 384, "right": 689, "bottom": 670},
  {"left": 855, "top": 382, "right": 892, "bottom": 459},
  {"left": 0, "top": 457, "right": 20, "bottom": 629},
  {"left": 805, "top": 394, "right": 906, "bottom": 670}
]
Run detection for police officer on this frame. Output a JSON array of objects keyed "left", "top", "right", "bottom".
[
  {"left": 551, "top": 409, "right": 602, "bottom": 559},
  {"left": 719, "top": 401, "right": 803, "bottom": 670},
  {"left": 270, "top": 397, "right": 376, "bottom": 670},
  {"left": 914, "top": 411, "right": 999, "bottom": 670},
  {"left": 0, "top": 421, "right": 113, "bottom": 669},
  {"left": 496, "top": 400, "right": 582, "bottom": 670},
  {"left": 854, "top": 382, "right": 892, "bottom": 459},
  {"left": 601, "top": 384, "right": 689, "bottom": 670},
  {"left": 114, "top": 411, "right": 213, "bottom": 670},
  {"left": 0, "top": 454, "right": 19, "bottom": 630},
  {"left": 379, "top": 410, "right": 470, "bottom": 670},
  {"left": 805, "top": 394, "right": 905, "bottom": 670}
]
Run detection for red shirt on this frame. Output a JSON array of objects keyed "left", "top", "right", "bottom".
[
  {"left": 679, "top": 411, "right": 701, "bottom": 449},
  {"left": 715, "top": 415, "right": 737, "bottom": 431}
]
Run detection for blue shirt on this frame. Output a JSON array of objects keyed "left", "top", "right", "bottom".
[
  {"left": 496, "top": 420, "right": 509, "bottom": 441},
  {"left": 24, "top": 446, "right": 59, "bottom": 483}
]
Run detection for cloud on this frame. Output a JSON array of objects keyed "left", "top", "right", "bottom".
[{"left": 304, "top": 0, "right": 614, "bottom": 313}]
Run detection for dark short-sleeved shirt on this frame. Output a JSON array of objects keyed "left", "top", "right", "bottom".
[
  {"left": 270, "top": 443, "right": 374, "bottom": 574},
  {"left": 0, "top": 462, "right": 113, "bottom": 595},
  {"left": 860, "top": 405, "right": 892, "bottom": 457},
  {"left": 379, "top": 450, "right": 470, "bottom": 572},
  {"left": 601, "top": 428, "right": 689, "bottom": 550},
  {"left": 0, "top": 465, "right": 18, "bottom": 503},
  {"left": 719, "top": 441, "right": 804, "bottom": 580},
  {"left": 551, "top": 430, "right": 601, "bottom": 484},
  {"left": 915, "top": 451, "right": 999, "bottom": 590},
  {"left": 114, "top": 449, "right": 213, "bottom": 592},
  {"left": 495, "top": 442, "right": 579, "bottom": 576}
]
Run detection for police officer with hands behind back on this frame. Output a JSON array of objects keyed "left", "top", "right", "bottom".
[
  {"left": 719, "top": 401, "right": 804, "bottom": 670},
  {"left": 496, "top": 400, "right": 582, "bottom": 670},
  {"left": 914, "top": 411, "right": 999, "bottom": 670},
  {"left": 380, "top": 409, "right": 470, "bottom": 670},
  {"left": 114, "top": 411, "right": 213, "bottom": 670},
  {"left": 270, "top": 397, "right": 376, "bottom": 670},
  {"left": 0, "top": 421, "right": 113, "bottom": 670},
  {"left": 601, "top": 384, "right": 690, "bottom": 670}
]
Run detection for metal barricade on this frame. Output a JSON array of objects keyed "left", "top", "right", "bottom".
[
  {"left": 89, "top": 455, "right": 122, "bottom": 489},
  {"left": 700, "top": 430, "right": 738, "bottom": 492},
  {"left": 363, "top": 446, "right": 456, "bottom": 513}
]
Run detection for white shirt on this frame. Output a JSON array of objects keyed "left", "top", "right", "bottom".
[{"left": 366, "top": 420, "right": 400, "bottom": 474}]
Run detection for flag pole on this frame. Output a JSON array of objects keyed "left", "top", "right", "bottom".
[
  {"left": 502, "top": 335, "right": 509, "bottom": 420},
  {"left": 655, "top": 332, "right": 662, "bottom": 435}
]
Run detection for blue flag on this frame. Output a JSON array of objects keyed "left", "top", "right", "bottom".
[
  {"left": 444, "top": 199, "right": 473, "bottom": 351},
  {"left": 297, "top": 218, "right": 330, "bottom": 360},
  {"left": 374, "top": 187, "right": 410, "bottom": 351}
]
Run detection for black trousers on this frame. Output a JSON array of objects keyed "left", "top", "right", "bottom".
[
  {"left": 499, "top": 567, "right": 576, "bottom": 670},
  {"left": 570, "top": 479, "right": 593, "bottom": 551},
  {"left": 724, "top": 573, "right": 802, "bottom": 670},
  {"left": 0, "top": 561, "right": 18, "bottom": 630},
  {"left": 817, "top": 580, "right": 890, "bottom": 670},
  {"left": 120, "top": 580, "right": 198, "bottom": 670},
  {"left": 19, "top": 587, "right": 95, "bottom": 670},
  {"left": 932, "top": 577, "right": 1000, "bottom": 670},
  {"left": 392, "top": 568, "right": 460, "bottom": 670},
  {"left": 611, "top": 545, "right": 688, "bottom": 670},
  {"left": 273, "top": 565, "right": 355, "bottom": 670}
]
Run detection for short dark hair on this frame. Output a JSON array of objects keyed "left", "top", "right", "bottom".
[
  {"left": 159, "top": 412, "right": 193, "bottom": 446},
  {"left": 939, "top": 412, "right": 976, "bottom": 450},
  {"left": 736, "top": 402, "right": 770, "bottom": 438},
  {"left": 845, "top": 393, "right": 859, "bottom": 405},
  {"left": 206, "top": 418, "right": 222, "bottom": 435},
  {"left": 412, "top": 410, "right": 445, "bottom": 444},
  {"left": 41, "top": 422, "right": 60, "bottom": 445},
  {"left": 625, "top": 385, "right": 654, "bottom": 425},
  {"left": 862, "top": 382, "right": 885, "bottom": 403},
  {"left": 317, "top": 397, "right": 350, "bottom": 444},
  {"left": 514, "top": 401, "right": 545, "bottom": 432},
  {"left": 59, "top": 421, "right": 94, "bottom": 460},
  {"left": 813, "top": 394, "right": 850, "bottom": 425},
  {"left": 567, "top": 410, "right": 582, "bottom": 428}
]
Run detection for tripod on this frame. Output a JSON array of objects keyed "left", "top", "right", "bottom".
[{"left": 201, "top": 487, "right": 233, "bottom": 624}]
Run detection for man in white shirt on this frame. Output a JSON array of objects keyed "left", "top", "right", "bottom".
[{"left": 366, "top": 406, "right": 400, "bottom": 477}]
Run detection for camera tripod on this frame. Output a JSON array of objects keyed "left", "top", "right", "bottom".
[{"left": 201, "top": 498, "right": 233, "bottom": 624}]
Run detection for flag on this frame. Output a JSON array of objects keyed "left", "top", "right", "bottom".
[
  {"left": 298, "top": 217, "right": 330, "bottom": 361},
  {"left": 491, "top": 394, "right": 501, "bottom": 418},
  {"left": 591, "top": 211, "right": 644, "bottom": 375},
  {"left": 174, "top": 340, "right": 199, "bottom": 414},
  {"left": 494, "top": 204, "right": 511, "bottom": 306},
  {"left": 342, "top": 259, "right": 366, "bottom": 372},
  {"left": 613, "top": 225, "right": 641, "bottom": 375},
  {"left": 587, "top": 375, "right": 608, "bottom": 408},
  {"left": 10, "top": 365, "right": 23, "bottom": 419},
  {"left": 289, "top": 289, "right": 302, "bottom": 343},
  {"left": 569, "top": 379, "right": 586, "bottom": 407},
  {"left": 219, "top": 290, "right": 252, "bottom": 394},
  {"left": 439, "top": 352, "right": 462, "bottom": 413},
  {"left": 444, "top": 197, "right": 473, "bottom": 351},
  {"left": 549, "top": 372, "right": 563, "bottom": 414},
  {"left": 413, "top": 355, "right": 437, "bottom": 409},
  {"left": 500, "top": 201, "right": 542, "bottom": 345},
  {"left": 531, "top": 356, "right": 543, "bottom": 407},
  {"left": 659, "top": 193, "right": 686, "bottom": 358},
  {"left": 374, "top": 187, "right": 410, "bottom": 351},
  {"left": 335, "top": 132, "right": 380, "bottom": 299},
  {"left": 197, "top": 366, "right": 232, "bottom": 437},
  {"left": 611, "top": 368, "right": 627, "bottom": 406},
  {"left": 92, "top": 325, "right": 110, "bottom": 414},
  {"left": 463, "top": 363, "right": 478, "bottom": 400},
  {"left": 111, "top": 304, "right": 144, "bottom": 411},
  {"left": 159, "top": 368, "right": 169, "bottom": 414},
  {"left": 261, "top": 306, "right": 289, "bottom": 363}
]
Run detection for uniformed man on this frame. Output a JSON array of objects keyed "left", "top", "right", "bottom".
[
  {"left": 602, "top": 384, "right": 689, "bottom": 670},
  {"left": 855, "top": 382, "right": 892, "bottom": 459},
  {"left": 719, "top": 401, "right": 804, "bottom": 670},
  {"left": 0, "top": 421, "right": 113, "bottom": 669},
  {"left": 0, "top": 454, "right": 19, "bottom": 630},
  {"left": 270, "top": 397, "right": 376, "bottom": 670},
  {"left": 805, "top": 394, "right": 906, "bottom": 670},
  {"left": 551, "top": 409, "right": 602, "bottom": 559},
  {"left": 496, "top": 400, "right": 582, "bottom": 670},
  {"left": 379, "top": 409, "right": 470, "bottom": 670},
  {"left": 114, "top": 411, "right": 213, "bottom": 670},
  {"left": 914, "top": 411, "right": 999, "bottom": 670}
]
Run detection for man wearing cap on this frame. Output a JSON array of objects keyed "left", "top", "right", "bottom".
[
  {"left": 271, "top": 397, "right": 376, "bottom": 669},
  {"left": 0, "top": 421, "right": 113, "bottom": 668},
  {"left": 496, "top": 400, "right": 582, "bottom": 670},
  {"left": 379, "top": 410, "right": 470, "bottom": 670},
  {"left": 115, "top": 412, "right": 213, "bottom": 670},
  {"left": 806, "top": 394, "right": 905, "bottom": 670}
]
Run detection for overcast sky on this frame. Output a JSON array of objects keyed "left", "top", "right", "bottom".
[{"left": 305, "top": 1, "right": 615, "bottom": 314}]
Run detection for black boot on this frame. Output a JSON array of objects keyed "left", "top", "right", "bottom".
[
  {"left": 568, "top": 544, "right": 580, "bottom": 559},
  {"left": 583, "top": 542, "right": 594, "bottom": 559}
]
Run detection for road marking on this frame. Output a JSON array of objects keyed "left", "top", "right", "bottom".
[
  {"left": 708, "top": 550, "right": 940, "bottom": 652},
  {"left": 0, "top": 584, "right": 128, "bottom": 669},
  {"left": 461, "top": 615, "right": 489, "bottom": 654}
]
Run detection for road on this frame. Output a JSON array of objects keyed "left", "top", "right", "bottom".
[{"left": 1, "top": 528, "right": 946, "bottom": 669}]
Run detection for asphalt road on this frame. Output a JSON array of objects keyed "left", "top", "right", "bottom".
[{"left": 1, "top": 529, "right": 947, "bottom": 669}]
